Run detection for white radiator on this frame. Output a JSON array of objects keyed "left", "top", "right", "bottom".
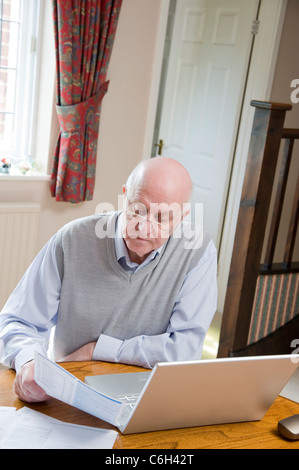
[{"left": 0, "top": 203, "right": 40, "bottom": 309}]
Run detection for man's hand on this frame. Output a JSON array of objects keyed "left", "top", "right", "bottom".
[
  {"left": 13, "top": 342, "right": 96, "bottom": 402},
  {"left": 13, "top": 360, "right": 51, "bottom": 403},
  {"left": 59, "top": 341, "right": 97, "bottom": 362}
]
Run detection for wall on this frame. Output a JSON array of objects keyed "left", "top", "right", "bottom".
[{"left": 0, "top": 0, "right": 165, "bottom": 255}]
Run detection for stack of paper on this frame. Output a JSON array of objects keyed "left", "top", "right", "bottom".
[{"left": 0, "top": 406, "right": 118, "bottom": 449}]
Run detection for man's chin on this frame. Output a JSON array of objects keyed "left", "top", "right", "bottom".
[{"left": 125, "top": 235, "right": 152, "bottom": 254}]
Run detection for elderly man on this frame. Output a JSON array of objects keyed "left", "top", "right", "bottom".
[{"left": 0, "top": 157, "right": 217, "bottom": 402}]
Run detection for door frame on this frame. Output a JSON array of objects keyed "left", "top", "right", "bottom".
[{"left": 143, "top": 0, "right": 287, "bottom": 313}]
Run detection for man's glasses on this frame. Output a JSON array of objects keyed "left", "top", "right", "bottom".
[{"left": 125, "top": 202, "right": 177, "bottom": 231}]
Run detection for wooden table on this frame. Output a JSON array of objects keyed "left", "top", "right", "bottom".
[{"left": 1, "top": 361, "right": 299, "bottom": 449}]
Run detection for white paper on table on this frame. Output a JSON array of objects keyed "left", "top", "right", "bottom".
[
  {"left": 34, "top": 351, "right": 123, "bottom": 425},
  {"left": 0, "top": 407, "right": 118, "bottom": 449},
  {"left": 0, "top": 407, "right": 17, "bottom": 441}
]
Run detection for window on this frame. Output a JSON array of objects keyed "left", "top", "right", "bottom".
[{"left": 0, "top": 0, "right": 41, "bottom": 175}]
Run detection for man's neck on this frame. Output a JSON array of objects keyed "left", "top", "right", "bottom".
[{"left": 125, "top": 243, "right": 149, "bottom": 265}]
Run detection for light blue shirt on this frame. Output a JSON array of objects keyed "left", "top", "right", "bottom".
[{"left": 0, "top": 215, "right": 217, "bottom": 372}]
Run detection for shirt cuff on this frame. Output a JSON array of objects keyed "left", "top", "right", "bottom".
[
  {"left": 14, "top": 346, "right": 45, "bottom": 373},
  {"left": 92, "top": 334, "right": 123, "bottom": 362}
]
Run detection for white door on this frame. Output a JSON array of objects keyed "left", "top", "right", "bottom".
[{"left": 153, "top": 0, "right": 260, "bottom": 248}]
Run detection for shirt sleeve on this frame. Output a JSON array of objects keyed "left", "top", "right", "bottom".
[
  {"left": 0, "top": 235, "right": 61, "bottom": 372},
  {"left": 93, "top": 239, "right": 218, "bottom": 368}
]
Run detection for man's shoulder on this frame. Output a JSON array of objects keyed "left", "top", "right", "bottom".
[
  {"left": 167, "top": 223, "right": 216, "bottom": 271},
  {"left": 171, "top": 222, "right": 212, "bottom": 252},
  {"left": 59, "top": 212, "right": 117, "bottom": 235},
  {"left": 56, "top": 212, "right": 119, "bottom": 248}
]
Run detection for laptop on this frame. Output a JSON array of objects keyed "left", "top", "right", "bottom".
[{"left": 85, "top": 354, "right": 299, "bottom": 434}]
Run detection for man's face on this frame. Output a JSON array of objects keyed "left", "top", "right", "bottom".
[{"left": 121, "top": 188, "right": 184, "bottom": 264}]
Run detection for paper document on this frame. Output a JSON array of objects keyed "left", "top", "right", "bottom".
[
  {"left": 0, "top": 407, "right": 118, "bottom": 449},
  {"left": 0, "top": 407, "right": 17, "bottom": 435},
  {"left": 34, "top": 351, "right": 123, "bottom": 425}
]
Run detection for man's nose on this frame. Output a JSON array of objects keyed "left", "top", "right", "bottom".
[
  {"left": 137, "top": 218, "right": 157, "bottom": 237},
  {"left": 137, "top": 218, "right": 150, "bottom": 236}
]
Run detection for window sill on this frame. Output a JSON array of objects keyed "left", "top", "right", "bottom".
[{"left": 0, "top": 173, "right": 51, "bottom": 182}]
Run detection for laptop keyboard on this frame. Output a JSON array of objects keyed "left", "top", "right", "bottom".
[
  {"left": 117, "top": 394, "right": 139, "bottom": 409},
  {"left": 116, "top": 394, "right": 140, "bottom": 425}
]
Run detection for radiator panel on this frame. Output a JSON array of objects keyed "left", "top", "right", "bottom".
[{"left": 0, "top": 203, "right": 40, "bottom": 309}]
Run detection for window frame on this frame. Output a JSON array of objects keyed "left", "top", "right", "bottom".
[{"left": 0, "top": 0, "right": 42, "bottom": 169}]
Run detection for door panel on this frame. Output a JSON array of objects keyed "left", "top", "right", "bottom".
[{"left": 154, "top": 0, "right": 260, "bottom": 247}]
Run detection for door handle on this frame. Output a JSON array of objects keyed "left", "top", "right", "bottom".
[{"left": 154, "top": 139, "right": 164, "bottom": 155}]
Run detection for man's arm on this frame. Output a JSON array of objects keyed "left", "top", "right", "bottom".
[
  {"left": 92, "top": 240, "right": 217, "bottom": 368},
  {"left": 0, "top": 235, "right": 60, "bottom": 372},
  {"left": 0, "top": 236, "right": 61, "bottom": 403},
  {"left": 58, "top": 342, "right": 97, "bottom": 362}
]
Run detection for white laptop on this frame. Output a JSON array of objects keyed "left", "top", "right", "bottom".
[{"left": 85, "top": 354, "right": 299, "bottom": 434}]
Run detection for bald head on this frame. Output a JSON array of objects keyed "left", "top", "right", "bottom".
[
  {"left": 125, "top": 157, "right": 192, "bottom": 207},
  {"left": 122, "top": 157, "right": 192, "bottom": 263}
]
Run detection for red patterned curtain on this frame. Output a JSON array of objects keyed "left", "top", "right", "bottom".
[{"left": 50, "top": 0, "right": 122, "bottom": 202}]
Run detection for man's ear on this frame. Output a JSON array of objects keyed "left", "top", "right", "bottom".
[{"left": 122, "top": 185, "right": 127, "bottom": 210}]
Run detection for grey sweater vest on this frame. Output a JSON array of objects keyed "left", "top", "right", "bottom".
[{"left": 53, "top": 212, "right": 210, "bottom": 360}]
